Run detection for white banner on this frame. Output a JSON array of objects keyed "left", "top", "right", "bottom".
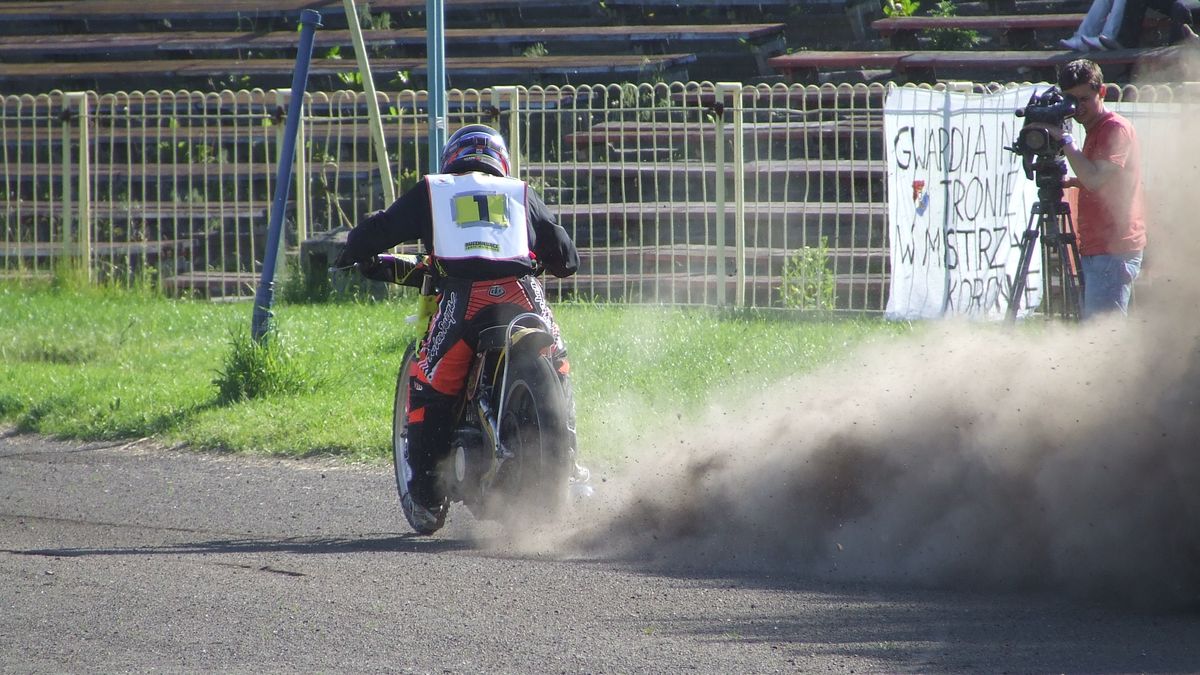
[{"left": 884, "top": 85, "right": 1046, "bottom": 320}]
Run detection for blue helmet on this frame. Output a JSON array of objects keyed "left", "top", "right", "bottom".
[{"left": 439, "top": 124, "right": 511, "bottom": 177}]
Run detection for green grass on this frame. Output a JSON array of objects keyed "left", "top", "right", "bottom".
[{"left": 0, "top": 284, "right": 913, "bottom": 466}]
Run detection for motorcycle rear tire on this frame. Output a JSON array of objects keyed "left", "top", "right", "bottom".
[{"left": 498, "top": 353, "right": 571, "bottom": 523}]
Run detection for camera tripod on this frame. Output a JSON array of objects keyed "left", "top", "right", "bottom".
[{"left": 1006, "top": 197, "right": 1085, "bottom": 322}]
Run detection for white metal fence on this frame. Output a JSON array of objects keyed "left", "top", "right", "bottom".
[{"left": 0, "top": 80, "right": 1185, "bottom": 310}]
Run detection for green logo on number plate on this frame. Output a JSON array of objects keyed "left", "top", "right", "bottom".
[{"left": 465, "top": 241, "right": 501, "bottom": 252}]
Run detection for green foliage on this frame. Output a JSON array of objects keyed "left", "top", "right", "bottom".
[
  {"left": 779, "top": 237, "right": 836, "bottom": 311},
  {"left": 925, "top": 0, "right": 981, "bottom": 49},
  {"left": 213, "top": 329, "right": 310, "bottom": 403},
  {"left": 324, "top": 46, "right": 364, "bottom": 90},
  {"left": 49, "top": 259, "right": 92, "bottom": 293},
  {"left": 397, "top": 167, "right": 420, "bottom": 192},
  {"left": 882, "top": 0, "right": 920, "bottom": 17},
  {"left": 281, "top": 257, "right": 326, "bottom": 304},
  {"left": 356, "top": 2, "right": 393, "bottom": 30},
  {"left": 523, "top": 43, "right": 549, "bottom": 58}
]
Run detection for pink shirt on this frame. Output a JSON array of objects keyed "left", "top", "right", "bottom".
[{"left": 1077, "top": 111, "right": 1146, "bottom": 256}]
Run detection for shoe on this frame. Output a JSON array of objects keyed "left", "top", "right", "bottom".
[
  {"left": 1081, "top": 35, "right": 1108, "bottom": 51},
  {"left": 1098, "top": 34, "right": 1123, "bottom": 50},
  {"left": 1058, "top": 36, "right": 1084, "bottom": 51},
  {"left": 401, "top": 491, "right": 446, "bottom": 534}
]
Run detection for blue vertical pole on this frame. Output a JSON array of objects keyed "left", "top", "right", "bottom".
[
  {"left": 252, "top": 9, "right": 322, "bottom": 343},
  {"left": 426, "top": 0, "right": 447, "bottom": 173}
]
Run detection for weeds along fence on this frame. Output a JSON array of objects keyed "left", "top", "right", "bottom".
[{"left": 0, "top": 81, "right": 1183, "bottom": 311}]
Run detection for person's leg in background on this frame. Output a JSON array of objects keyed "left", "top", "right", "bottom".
[
  {"left": 1081, "top": 252, "right": 1143, "bottom": 320},
  {"left": 1172, "top": 0, "right": 1200, "bottom": 42},
  {"left": 1115, "top": 0, "right": 1181, "bottom": 46},
  {"left": 1062, "top": 0, "right": 1119, "bottom": 49}
]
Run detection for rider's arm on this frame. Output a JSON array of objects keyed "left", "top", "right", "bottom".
[
  {"left": 338, "top": 180, "right": 432, "bottom": 265},
  {"left": 528, "top": 189, "right": 579, "bottom": 279}
]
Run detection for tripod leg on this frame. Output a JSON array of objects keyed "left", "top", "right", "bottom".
[
  {"left": 1058, "top": 210, "right": 1084, "bottom": 321},
  {"left": 1006, "top": 214, "right": 1041, "bottom": 323}
]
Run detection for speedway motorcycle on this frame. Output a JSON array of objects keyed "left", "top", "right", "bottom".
[{"left": 348, "top": 254, "right": 583, "bottom": 534}]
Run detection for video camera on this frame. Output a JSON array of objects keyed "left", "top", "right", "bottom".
[{"left": 1010, "top": 87, "right": 1078, "bottom": 158}]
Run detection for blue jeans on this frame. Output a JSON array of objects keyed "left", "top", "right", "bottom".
[{"left": 1081, "top": 251, "right": 1142, "bottom": 320}]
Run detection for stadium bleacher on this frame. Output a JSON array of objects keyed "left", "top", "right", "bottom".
[{"left": 1, "top": 0, "right": 1192, "bottom": 307}]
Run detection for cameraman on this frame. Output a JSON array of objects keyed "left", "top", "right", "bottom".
[{"left": 1045, "top": 59, "right": 1147, "bottom": 319}]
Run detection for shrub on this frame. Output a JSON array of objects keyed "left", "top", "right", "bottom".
[
  {"left": 213, "top": 329, "right": 310, "bottom": 403},
  {"left": 925, "top": 0, "right": 981, "bottom": 49},
  {"left": 779, "top": 237, "right": 836, "bottom": 311}
]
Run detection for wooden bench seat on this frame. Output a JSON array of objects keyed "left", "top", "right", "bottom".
[
  {"left": 525, "top": 159, "right": 885, "bottom": 178},
  {"left": 896, "top": 45, "right": 1181, "bottom": 80},
  {"left": 10, "top": 159, "right": 879, "bottom": 182},
  {"left": 1, "top": 239, "right": 195, "bottom": 260},
  {"left": 0, "top": 24, "right": 786, "bottom": 60},
  {"left": 574, "top": 243, "right": 888, "bottom": 276},
  {"left": 545, "top": 271, "right": 888, "bottom": 309},
  {"left": 766, "top": 51, "right": 912, "bottom": 82},
  {"left": 0, "top": 0, "right": 595, "bottom": 23},
  {"left": 557, "top": 201, "right": 886, "bottom": 248},
  {"left": 768, "top": 45, "right": 1184, "bottom": 82},
  {"left": 672, "top": 87, "right": 889, "bottom": 110},
  {"left": 871, "top": 13, "right": 1172, "bottom": 49},
  {"left": 3, "top": 202, "right": 266, "bottom": 222},
  {"left": 564, "top": 119, "right": 879, "bottom": 151},
  {"left": 0, "top": 54, "right": 698, "bottom": 90}
]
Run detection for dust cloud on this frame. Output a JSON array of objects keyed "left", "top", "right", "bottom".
[{"left": 527, "top": 76, "right": 1200, "bottom": 610}]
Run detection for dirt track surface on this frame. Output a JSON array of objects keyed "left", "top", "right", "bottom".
[{"left": 2, "top": 430, "right": 1199, "bottom": 674}]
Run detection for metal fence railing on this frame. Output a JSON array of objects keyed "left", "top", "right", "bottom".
[{"left": 1, "top": 80, "right": 1189, "bottom": 311}]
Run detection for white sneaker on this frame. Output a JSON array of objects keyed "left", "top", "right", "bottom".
[
  {"left": 1098, "top": 34, "right": 1123, "bottom": 50},
  {"left": 1081, "top": 35, "right": 1108, "bottom": 51},
  {"left": 1059, "top": 36, "right": 1084, "bottom": 50}
]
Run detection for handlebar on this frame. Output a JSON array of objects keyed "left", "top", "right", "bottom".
[{"left": 328, "top": 254, "right": 427, "bottom": 288}]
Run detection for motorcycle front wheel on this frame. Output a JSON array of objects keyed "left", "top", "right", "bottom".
[{"left": 392, "top": 343, "right": 446, "bottom": 535}]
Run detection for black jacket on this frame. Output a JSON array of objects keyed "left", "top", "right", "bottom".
[{"left": 340, "top": 175, "right": 579, "bottom": 281}]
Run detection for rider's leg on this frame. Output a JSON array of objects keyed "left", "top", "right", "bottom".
[
  {"left": 405, "top": 378, "right": 457, "bottom": 508},
  {"left": 406, "top": 282, "right": 474, "bottom": 510}
]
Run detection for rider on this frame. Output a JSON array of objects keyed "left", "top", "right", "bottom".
[{"left": 334, "top": 124, "right": 582, "bottom": 532}]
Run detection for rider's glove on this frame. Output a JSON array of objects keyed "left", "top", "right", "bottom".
[{"left": 358, "top": 256, "right": 397, "bottom": 283}]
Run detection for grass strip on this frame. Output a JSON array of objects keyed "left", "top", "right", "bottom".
[{"left": 0, "top": 283, "right": 912, "bottom": 466}]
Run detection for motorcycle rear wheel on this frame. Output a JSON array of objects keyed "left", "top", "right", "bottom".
[{"left": 498, "top": 353, "right": 571, "bottom": 522}]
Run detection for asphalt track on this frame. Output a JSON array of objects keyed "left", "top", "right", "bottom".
[{"left": 2, "top": 430, "right": 1199, "bottom": 673}]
